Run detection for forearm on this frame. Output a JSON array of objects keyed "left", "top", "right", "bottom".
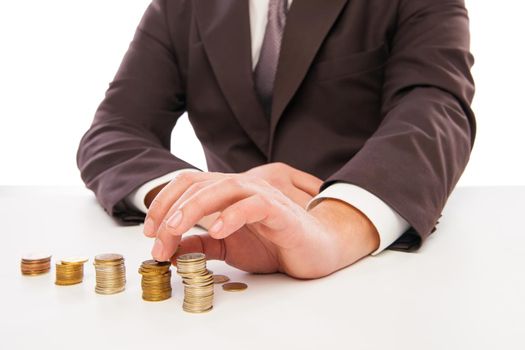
[{"left": 77, "top": 0, "right": 194, "bottom": 220}]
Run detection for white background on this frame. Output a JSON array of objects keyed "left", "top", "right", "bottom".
[{"left": 0, "top": 0, "right": 523, "bottom": 186}]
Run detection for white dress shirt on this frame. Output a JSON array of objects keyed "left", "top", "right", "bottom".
[{"left": 126, "top": 0, "right": 410, "bottom": 255}]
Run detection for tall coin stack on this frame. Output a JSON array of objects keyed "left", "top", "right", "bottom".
[
  {"left": 176, "top": 253, "right": 214, "bottom": 313},
  {"left": 138, "top": 260, "right": 172, "bottom": 301},
  {"left": 55, "top": 257, "right": 88, "bottom": 285},
  {"left": 20, "top": 253, "right": 52, "bottom": 276},
  {"left": 93, "top": 253, "right": 126, "bottom": 295}
]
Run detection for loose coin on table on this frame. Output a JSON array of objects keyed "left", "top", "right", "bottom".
[
  {"left": 93, "top": 253, "right": 126, "bottom": 295},
  {"left": 20, "top": 253, "right": 52, "bottom": 276},
  {"left": 139, "top": 260, "right": 172, "bottom": 301},
  {"left": 55, "top": 257, "right": 88, "bottom": 285},
  {"left": 222, "top": 282, "right": 248, "bottom": 292},
  {"left": 213, "top": 275, "right": 230, "bottom": 284},
  {"left": 177, "top": 253, "right": 214, "bottom": 313}
]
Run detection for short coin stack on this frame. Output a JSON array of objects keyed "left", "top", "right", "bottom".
[
  {"left": 55, "top": 257, "right": 88, "bottom": 285},
  {"left": 20, "top": 253, "right": 52, "bottom": 276},
  {"left": 176, "top": 253, "right": 214, "bottom": 313},
  {"left": 138, "top": 260, "right": 172, "bottom": 301},
  {"left": 93, "top": 253, "right": 126, "bottom": 295}
]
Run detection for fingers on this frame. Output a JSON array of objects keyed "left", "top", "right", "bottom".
[
  {"left": 207, "top": 194, "right": 302, "bottom": 250},
  {"left": 280, "top": 186, "right": 315, "bottom": 208},
  {"left": 167, "top": 179, "right": 217, "bottom": 215},
  {"left": 207, "top": 194, "right": 273, "bottom": 239},
  {"left": 246, "top": 162, "right": 322, "bottom": 199},
  {"left": 196, "top": 212, "right": 221, "bottom": 230},
  {"left": 144, "top": 172, "right": 223, "bottom": 237},
  {"left": 171, "top": 234, "right": 226, "bottom": 262},
  {"left": 289, "top": 168, "right": 323, "bottom": 196},
  {"left": 151, "top": 231, "right": 181, "bottom": 262},
  {"left": 157, "top": 177, "right": 253, "bottom": 239}
]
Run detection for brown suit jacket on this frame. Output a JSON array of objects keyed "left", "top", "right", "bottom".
[{"left": 77, "top": 0, "right": 475, "bottom": 251}]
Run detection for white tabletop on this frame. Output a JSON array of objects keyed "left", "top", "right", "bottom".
[{"left": 0, "top": 186, "right": 524, "bottom": 349}]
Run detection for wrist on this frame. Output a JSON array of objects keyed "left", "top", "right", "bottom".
[{"left": 308, "top": 198, "right": 379, "bottom": 270}]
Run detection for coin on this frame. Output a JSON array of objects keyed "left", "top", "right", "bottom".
[
  {"left": 20, "top": 253, "right": 52, "bottom": 276},
  {"left": 61, "top": 257, "right": 89, "bottom": 265},
  {"left": 139, "top": 260, "right": 172, "bottom": 302},
  {"left": 55, "top": 257, "right": 88, "bottom": 286},
  {"left": 95, "top": 253, "right": 123, "bottom": 262},
  {"left": 177, "top": 253, "right": 214, "bottom": 313},
  {"left": 93, "top": 253, "right": 126, "bottom": 294},
  {"left": 222, "top": 282, "right": 248, "bottom": 292},
  {"left": 212, "top": 275, "right": 230, "bottom": 284},
  {"left": 177, "top": 252, "right": 205, "bottom": 262},
  {"left": 21, "top": 253, "right": 52, "bottom": 261}
]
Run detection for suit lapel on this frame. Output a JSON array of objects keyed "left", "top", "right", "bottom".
[
  {"left": 269, "top": 0, "right": 349, "bottom": 155},
  {"left": 194, "top": 0, "right": 269, "bottom": 156}
]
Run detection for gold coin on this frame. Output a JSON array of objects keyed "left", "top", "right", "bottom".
[
  {"left": 61, "top": 257, "right": 89, "bottom": 265},
  {"left": 213, "top": 275, "right": 230, "bottom": 284},
  {"left": 143, "top": 259, "right": 171, "bottom": 267},
  {"left": 222, "top": 282, "right": 248, "bottom": 292},
  {"left": 139, "top": 259, "right": 172, "bottom": 302}
]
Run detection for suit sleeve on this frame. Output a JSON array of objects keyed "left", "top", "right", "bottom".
[
  {"left": 76, "top": 0, "right": 198, "bottom": 223},
  {"left": 320, "top": 0, "right": 476, "bottom": 250}
]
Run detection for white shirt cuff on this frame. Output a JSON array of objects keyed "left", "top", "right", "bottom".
[
  {"left": 306, "top": 183, "right": 410, "bottom": 255},
  {"left": 125, "top": 169, "right": 201, "bottom": 214}
]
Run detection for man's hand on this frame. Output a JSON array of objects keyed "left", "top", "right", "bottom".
[
  {"left": 243, "top": 162, "right": 323, "bottom": 208},
  {"left": 144, "top": 163, "right": 323, "bottom": 231},
  {"left": 143, "top": 170, "right": 379, "bottom": 279}
]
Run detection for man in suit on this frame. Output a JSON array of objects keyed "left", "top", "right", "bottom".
[{"left": 77, "top": 0, "right": 475, "bottom": 278}]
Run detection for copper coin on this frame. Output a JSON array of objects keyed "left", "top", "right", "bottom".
[
  {"left": 213, "top": 275, "right": 230, "bottom": 284},
  {"left": 222, "top": 282, "right": 248, "bottom": 292}
]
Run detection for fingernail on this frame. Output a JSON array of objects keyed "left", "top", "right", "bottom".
[
  {"left": 167, "top": 210, "right": 182, "bottom": 229},
  {"left": 209, "top": 219, "right": 223, "bottom": 234},
  {"left": 152, "top": 239, "right": 164, "bottom": 260},
  {"left": 143, "top": 218, "right": 155, "bottom": 237}
]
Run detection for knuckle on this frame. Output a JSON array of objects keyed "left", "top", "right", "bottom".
[
  {"left": 241, "top": 173, "right": 268, "bottom": 186},
  {"left": 254, "top": 193, "right": 271, "bottom": 207},
  {"left": 269, "top": 162, "right": 290, "bottom": 174},
  {"left": 174, "top": 172, "right": 195, "bottom": 185},
  {"left": 268, "top": 175, "right": 286, "bottom": 188},
  {"left": 221, "top": 209, "right": 239, "bottom": 224},
  {"left": 273, "top": 162, "right": 287, "bottom": 170},
  {"left": 147, "top": 199, "right": 163, "bottom": 218},
  {"left": 222, "top": 176, "right": 241, "bottom": 188},
  {"left": 223, "top": 209, "right": 242, "bottom": 225},
  {"left": 187, "top": 180, "right": 206, "bottom": 194},
  {"left": 183, "top": 198, "right": 205, "bottom": 218}
]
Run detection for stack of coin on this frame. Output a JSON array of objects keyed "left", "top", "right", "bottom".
[
  {"left": 93, "top": 253, "right": 126, "bottom": 295},
  {"left": 55, "top": 257, "right": 88, "bottom": 285},
  {"left": 138, "top": 260, "right": 172, "bottom": 301},
  {"left": 20, "top": 253, "right": 52, "bottom": 276},
  {"left": 176, "top": 253, "right": 214, "bottom": 313}
]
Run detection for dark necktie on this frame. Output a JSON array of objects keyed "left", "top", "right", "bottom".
[{"left": 254, "top": 0, "right": 288, "bottom": 117}]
